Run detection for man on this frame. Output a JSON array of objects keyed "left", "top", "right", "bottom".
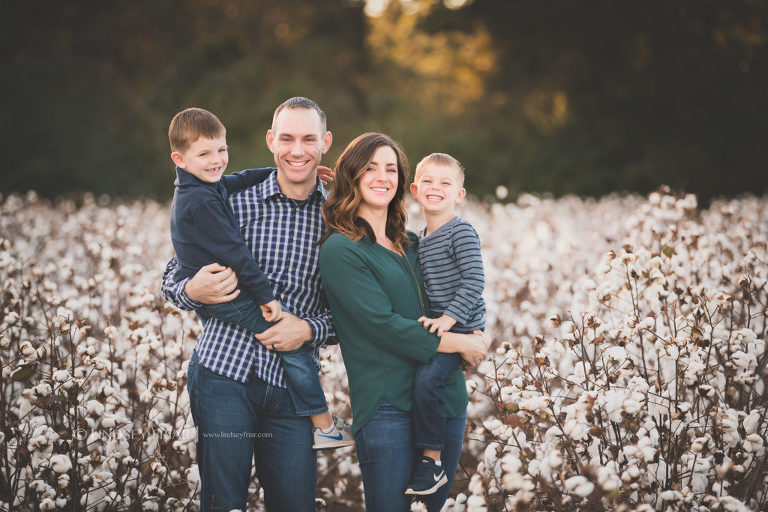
[{"left": 162, "top": 97, "right": 336, "bottom": 511}]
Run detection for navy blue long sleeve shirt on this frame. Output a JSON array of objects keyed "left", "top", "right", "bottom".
[{"left": 169, "top": 167, "right": 276, "bottom": 305}]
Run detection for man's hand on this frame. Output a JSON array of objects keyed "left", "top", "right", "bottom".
[
  {"left": 254, "top": 312, "right": 312, "bottom": 352},
  {"left": 260, "top": 300, "right": 282, "bottom": 322},
  {"left": 317, "top": 165, "right": 335, "bottom": 186},
  {"left": 418, "top": 314, "right": 457, "bottom": 336},
  {"left": 184, "top": 263, "right": 240, "bottom": 304}
]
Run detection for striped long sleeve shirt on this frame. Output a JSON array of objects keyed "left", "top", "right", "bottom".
[{"left": 418, "top": 216, "right": 486, "bottom": 333}]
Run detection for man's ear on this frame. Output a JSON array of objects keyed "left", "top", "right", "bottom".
[
  {"left": 410, "top": 182, "right": 419, "bottom": 199},
  {"left": 322, "top": 131, "right": 333, "bottom": 154},
  {"left": 171, "top": 152, "right": 185, "bottom": 168},
  {"left": 265, "top": 130, "right": 275, "bottom": 152}
]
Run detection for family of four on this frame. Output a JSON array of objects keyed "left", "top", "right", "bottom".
[{"left": 162, "top": 97, "right": 488, "bottom": 511}]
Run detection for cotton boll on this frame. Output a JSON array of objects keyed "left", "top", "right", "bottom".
[
  {"left": 468, "top": 474, "right": 485, "bottom": 495},
  {"left": 597, "top": 465, "right": 621, "bottom": 491},
  {"left": 743, "top": 410, "right": 762, "bottom": 435},
  {"left": 50, "top": 454, "right": 73, "bottom": 473},
  {"left": 743, "top": 434, "right": 764, "bottom": 453},
  {"left": 691, "top": 437, "right": 708, "bottom": 454},
  {"left": 564, "top": 475, "right": 594, "bottom": 497},
  {"left": 39, "top": 498, "right": 56, "bottom": 511},
  {"left": 466, "top": 494, "right": 487, "bottom": 512}
]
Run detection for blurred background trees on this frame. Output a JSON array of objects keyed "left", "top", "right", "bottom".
[{"left": 2, "top": 0, "right": 766, "bottom": 202}]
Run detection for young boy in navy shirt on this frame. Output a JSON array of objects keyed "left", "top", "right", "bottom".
[{"left": 168, "top": 107, "right": 352, "bottom": 449}]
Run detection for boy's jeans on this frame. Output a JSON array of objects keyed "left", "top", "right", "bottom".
[
  {"left": 411, "top": 352, "right": 463, "bottom": 450},
  {"left": 200, "top": 297, "right": 328, "bottom": 416}
]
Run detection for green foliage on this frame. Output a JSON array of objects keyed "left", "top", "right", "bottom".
[{"left": 1, "top": 0, "right": 766, "bottom": 201}]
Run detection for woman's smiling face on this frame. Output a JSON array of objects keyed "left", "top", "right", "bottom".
[{"left": 358, "top": 145, "right": 399, "bottom": 211}]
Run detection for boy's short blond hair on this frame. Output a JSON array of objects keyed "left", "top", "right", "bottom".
[
  {"left": 414, "top": 153, "right": 465, "bottom": 186},
  {"left": 168, "top": 108, "right": 226, "bottom": 153}
]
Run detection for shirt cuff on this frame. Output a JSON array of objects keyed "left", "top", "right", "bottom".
[
  {"left": 178, "top": 279, "right": 204, "bottom": 310},
  {"left": 305, "top": 316, "right": 336, "bottom": 348}
]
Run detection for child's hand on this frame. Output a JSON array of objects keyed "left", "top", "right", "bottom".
[
  {"left": 260, "top": 300, "right": 282, "bottom": 322},
  {"left": 418, "top": 314, "right": 457, "bottom": 336},
  {"left": 317, "top": 166, "right": 335, "bottom": 186}
]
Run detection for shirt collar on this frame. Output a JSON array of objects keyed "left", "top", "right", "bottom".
[
  {"left": 260, "top": 171, "right": 328, "bottom": 203},
  {"left": 174, "top": 167, "right": 217, "bottom": 188}
]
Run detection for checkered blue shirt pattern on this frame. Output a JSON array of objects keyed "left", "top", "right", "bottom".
[{"left": 161, "top": 171, "right": 336, "bottom": 385}]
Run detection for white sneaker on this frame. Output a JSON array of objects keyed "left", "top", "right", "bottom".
[{"left": 312, "top": 415, "right": 354, "bottom": 450}]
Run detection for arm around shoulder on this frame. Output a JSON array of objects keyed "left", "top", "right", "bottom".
[{"left": 221, "top": 168, "right": 276, "bottom": 195}]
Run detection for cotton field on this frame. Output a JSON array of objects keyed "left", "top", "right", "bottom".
[{"left": 1, "top": 187, "right": 766, "bottom": 511}]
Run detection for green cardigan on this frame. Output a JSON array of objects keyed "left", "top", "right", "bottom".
[{"left": 319, "top": 231, "right": 469, "bottom": 434}]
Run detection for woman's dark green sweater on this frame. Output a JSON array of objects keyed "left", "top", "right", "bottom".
[{"left": 319, "top": 231, "right": 469, "bottom": 435}]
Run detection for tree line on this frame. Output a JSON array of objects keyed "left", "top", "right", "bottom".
[{"left": 1, "top": 0, "right": 766, "bottom": 202}]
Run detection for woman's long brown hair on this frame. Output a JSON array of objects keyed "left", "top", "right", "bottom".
[{"left": 321, "top": 132, "right": 411, "bottom": 253}]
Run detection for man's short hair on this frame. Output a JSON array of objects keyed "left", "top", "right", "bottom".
[
  {"left": 169, "top": 108, "right": 226, "bottom": 153},
  {"left": 271, "top": 97, "right": 327, "bottom": 133},
  {"left": 414, "top": 153, "right": 465, "bottom": 186}
]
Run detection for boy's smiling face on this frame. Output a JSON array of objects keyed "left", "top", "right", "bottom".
[
  {"left": 410, "top": 163, "right": 466, "bottom": 216},
  {"left": 171, "top": 136, "right": 229, "bottom": 183}
]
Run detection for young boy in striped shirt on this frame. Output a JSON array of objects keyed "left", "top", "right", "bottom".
[{"left": 405, "top": 153, "right": 487, "bottom": 496}]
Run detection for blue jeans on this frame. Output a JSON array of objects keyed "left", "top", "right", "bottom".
[
  {"left": 202, "top": 297, "right": 328, "bottom": 416},
  {"left": 355, "top": 401, "right": 466, "bottom": 512},
  {"left": 412, "top": 352, "right": 463, "bottom": 450},
  {"left": 187, "top": 351, "right": 317, "bottom": 511}
]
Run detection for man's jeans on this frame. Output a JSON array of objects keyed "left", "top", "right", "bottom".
[
  {"left": 202, "top": 297, "right": 328, "bottom": 415},
  {"left": 355, "top": 401, "right": 466, "bottom": 512},
  {"left": 187, "top": 351, "right": 317, "bottom": 511},
  {"left": 412, "top": 352, "right": 463, "bottom": 450}
]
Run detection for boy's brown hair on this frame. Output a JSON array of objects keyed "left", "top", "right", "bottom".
[
  {"left": 168, "top": 108, "right": 226, "bottom": 152},
  {"left": 414, "top": 153, "right": 465, "bottom": 186}
]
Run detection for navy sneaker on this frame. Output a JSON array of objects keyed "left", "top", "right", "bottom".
[
  {"left": 312, "top": 415, "right": 354, "bottom": 450},
  {"left": 405, "top": 456, "right": 447, "bottom": 495}
]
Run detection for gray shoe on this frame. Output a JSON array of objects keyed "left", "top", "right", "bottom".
[{"left": 312, "top": 415, "right": 354, "bottom": 450}]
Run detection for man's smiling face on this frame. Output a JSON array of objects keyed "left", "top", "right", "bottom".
[{"left": 267, "top": 107, "right": 330, "bottom": 190}]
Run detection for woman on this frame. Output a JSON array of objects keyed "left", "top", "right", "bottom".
[{"left": 319, "top": 133, "right": 487, "bottom": 511}]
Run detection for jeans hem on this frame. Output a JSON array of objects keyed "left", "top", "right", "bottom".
[
  {"left": 414, "top": 442, "right": 443, "bottom": 451},
  {"left": 293, "top": 405, "right": 329, "bottom": 417}
]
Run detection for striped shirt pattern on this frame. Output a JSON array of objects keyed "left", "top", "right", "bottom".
[
  {"left": 161, "top": 171, "right": 335, "bottom": 385},
  {"left": 418, "top": 216, "right": 486, "bottom": 332}
]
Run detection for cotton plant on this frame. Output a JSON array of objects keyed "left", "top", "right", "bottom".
[
  {"left": 1, "top": 187, "right": 767, "bottom": 510},
  {"left": 465, "top": 187, "right": 768, "bottom": 510}
]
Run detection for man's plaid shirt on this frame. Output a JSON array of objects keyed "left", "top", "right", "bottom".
[{"left": 162, "top": 170, "right": 336, "bottom": 386}]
